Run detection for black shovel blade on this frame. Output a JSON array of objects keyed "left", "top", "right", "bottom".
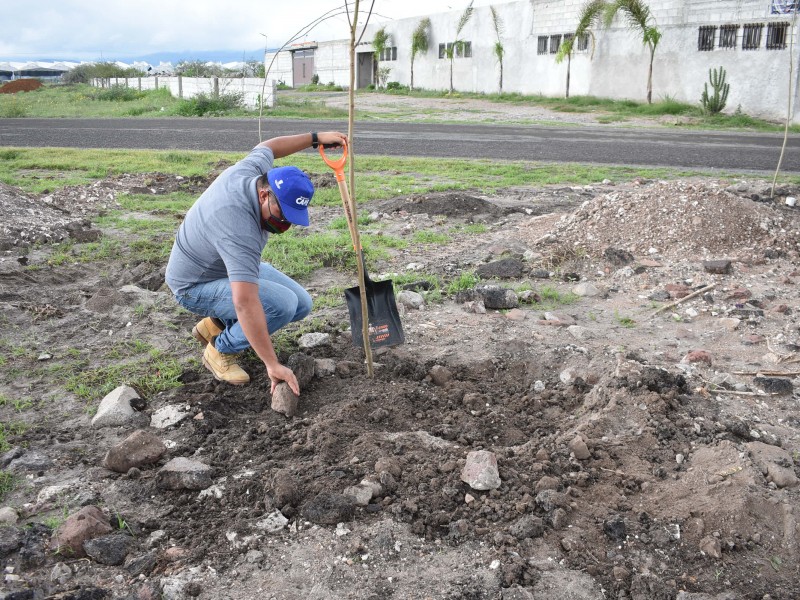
[{"left": 345, "top": 278, "right": 405, "bottom": 348}]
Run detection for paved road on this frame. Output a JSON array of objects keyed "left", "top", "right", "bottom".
[{"left": 1, "top": 118, "right": 797, "bottom": 173}]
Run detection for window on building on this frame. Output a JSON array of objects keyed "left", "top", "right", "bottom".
[
  {"left": 742, "top": 23, "right": 764, "bottom": 50},
  {"left": 537, "top": 36, "right": 548, "bottom": 55},
  {"left": 550, "top": 34, "right": 562, "bottom": 54},
  {"left": 576, "top": 33, "right": 590, "bottom": 52},
  {"left": 698, "top": 26, "right": 716, "bottom": 51},
  {"left": 766, "top": 22, "right": 789, "bottom": 49},
  {"left": 454, "top": 41, "right": 472, "bottom": 58},
  {"left": 719, "top": 25, "right": 738, "bottom": 48},
  {"left": 563, "top": 33, "right": 575, "bottom": 51},
  {"left": 380, "top": 47, "right": 398, "bottom": 61},
  {"left": 439, "top": 43, "right": 446, "bottom": 59}
]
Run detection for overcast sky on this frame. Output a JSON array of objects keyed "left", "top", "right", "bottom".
[{"left": 2, "top": 0, "right": 502, "bottom": 63}]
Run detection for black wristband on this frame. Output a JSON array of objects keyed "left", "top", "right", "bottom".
[{"left": 311, "top": 132, "right": 319, "bottom": 149}]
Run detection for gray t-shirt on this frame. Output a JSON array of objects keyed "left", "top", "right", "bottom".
[{"left": 165, "top": 147, "right": 273, "bottom": 295}]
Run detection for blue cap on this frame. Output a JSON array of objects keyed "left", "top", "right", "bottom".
[{"left": 267, "top": 166, "right": 314, "bottom": 226}]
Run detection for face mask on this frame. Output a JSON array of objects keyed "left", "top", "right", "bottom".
[{"left": 262, "top": 191, "right": 292, "bottom": 234}]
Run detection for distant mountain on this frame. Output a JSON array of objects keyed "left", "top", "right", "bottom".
[{"left": 130, "top": 50, "right": 268, "bottom": 64}]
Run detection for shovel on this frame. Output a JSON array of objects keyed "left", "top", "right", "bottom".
[{"left": 318, "top": 143, "right": 405, "bottom": 351}]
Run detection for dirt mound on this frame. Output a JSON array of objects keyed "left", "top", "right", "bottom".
[
  {"left": 0, "top": 78, "right": 43, "bottom": 93},
  {"left": 538, "top": 179, "right": 800, "bottom": 261},
  {"left": 375, "top": 192, "right": 512, "bottom": 219}
]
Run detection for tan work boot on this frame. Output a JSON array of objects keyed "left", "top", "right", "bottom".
[
  {"left": 192, "top": 317, "right": 224, "bottom": 346},
  {"left": 202, "top": 344, "right": 250, "bottom": 385}
]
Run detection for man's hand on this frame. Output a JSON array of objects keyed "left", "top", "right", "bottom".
[
  {"left": 267, "top": 363, "right": 299, "bottom": 396},
  {"left": 318, "top": 131, "right": 347, "bottom": 148}
]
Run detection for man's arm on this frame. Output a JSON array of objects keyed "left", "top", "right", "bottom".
[
  {"left": 231, "top": 281, "right": 299, "bottom": 395},
  {"left": 257, "top": 131, "right": 347, "bottom": 159}
]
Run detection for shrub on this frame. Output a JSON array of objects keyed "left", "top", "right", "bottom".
[
  {"left": 175, "top": 91, "right": 244, "bottom": 116},
  {"left": 311, "top": 74, "right": 320, "bottom": 85},
  {"left": 90, "top": 84, "right": 144, "bottom": 102},
  {"left": 386, "top": 81, "right": 402, "bottom": 90}
]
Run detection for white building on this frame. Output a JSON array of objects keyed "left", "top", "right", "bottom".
[{"left": 265, "top": 0, "right": 800, "bottom": 122}]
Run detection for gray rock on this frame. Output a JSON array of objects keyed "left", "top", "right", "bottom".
[
  {"left": 535, "top": 490, "right": 571, "bottom": 512},
  {"left": 530, "top": 269, "right": 551, "bottom": 279},
  {"left": 255, "top": 510, "right": 289, "bottom": 533},
  {"left": 476, "top": 285, "right": 518, "bottom": 310},
  {"left": 302, "top": 492, "right": 355, "bottom": 524},
  {"left": 83, "top": 533, "right": 131, "bottom": 566},
  {"left": 703, "top": 259, "right": 732, "bottom": 274},
  {"left": 271, "top": 382, "right": 299, "bottom": 418},
  {"left": 343, "top": 482, "right": 376, "bottom": 506},
  {"left": 397, "top": 289, "right": 425, "bottom": 310},
  {"left": 125, "top": 552, "right": 158, "bottom": 576},
  {"left": 572, "top": 282, "right": 600, "bottom": 297},
  {"left": 0, "top": 526, "right": 21, "bottom": 557},
  {"left": 0, "top": 507, "right": 19, "bottom": 525},
  {"left": 7, "top": 450, "right": 52, "bottom": 473},
  {"left": 156, "top": 458, "right": 214, "bottom": 491},
  {"left": 270, "top": 469, "right": 299, "bottom": 508},
  {"left": 747, "top": 441, "right": 799, "bottom": 488},
  {"left": 428, "top": 365, "right": 453, "bottom": 386},
  {"left": 568, "top": 436, "right": 591, "bottom": 460},
  {"left": 508, "top": 515, "right": 545, "bottom": 539},
  {"left": 50, "top": 562, "right": 72, "bottom": 585},
  {"left": 92, "top": 385, "right": 140, "bottom": 428},
  {"left": 0, "top": 447, "right": 23, "bottom": 468},
  {"left": 298, "top": 332, "right": 331, "bottom": 349},
  {"left": 753, "top": 376, "right": 793, "bottom": 395},
  {"left": 374, "top": 457, "right": 402, "bottom": 478},
  {"left": 314, "top": 358, "right": 336, "bottom": 377},
  {"left": 461, "top": 450, "right": 501, "bottom": 491},
  {"left": 567, "top": 325, "right": 591, "bottom": 340},
  {"left": 103, "top": 430, "right": 166, "bottom": 473},
  {"left": 699, "top": 536, "right": 722, "bottom": 558},
  {"left": 150, "top": 405, "right": 190, "bottom": 429},
  {"left": 476, "top": 258, "right": 527, "bottom": 279},
  {"left": 287, "top": 353, "right": 316, "bottom": 388}
]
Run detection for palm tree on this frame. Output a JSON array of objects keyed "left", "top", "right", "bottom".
[
  {"left": 446, "top": 1, "right": 474, "bottom": 94},
  {"left": 490, "top": 6, "right": 505, "bottom": 92},
  {"left": 410, "top": 18, "right": 431, "bottom": 91},
  {"left": 603, "top": 0, "right": 662, "bottom": 104},
  {"left": 555, "top": 0, "right": 606, "bottom": 98},
  {"left": 372, "top": 27, "right": 389, "bottom": 87}
]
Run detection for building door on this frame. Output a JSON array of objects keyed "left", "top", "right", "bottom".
[
  {"left": 357, "top": 52, "right": 374, "bottom": 89},
  {"left": 292, "top": 49, "right": 314, "bottom": 86}
]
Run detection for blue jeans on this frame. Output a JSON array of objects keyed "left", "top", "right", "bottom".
[{"left": 173, "top": 263, "right": 312, "bottom": 354}]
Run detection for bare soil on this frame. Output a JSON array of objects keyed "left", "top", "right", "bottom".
[
  {"left": 0, "top": 79, "right": 44, "bottom": 94},
  {"left": 0, "top": 166, "right": 799, "bottom": 600}
]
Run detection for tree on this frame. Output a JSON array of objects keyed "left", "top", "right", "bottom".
[
  {"left": 555, "top": 0, "right": 606, "bottom": 98},
  {"left": 603, "top": 0, "right": 662, "bottom": 104},
  {"left": 410, "top": 18, "right": 431, "bottom": 91},
  {"left": 446, "top": 1, "right": 474, "bottom": 94},
  {"left": 372, "top": 27, "right": 390, "bottom": 88},
  {"left": 490, "top": 6, "right": 505, "bottom": 92}
]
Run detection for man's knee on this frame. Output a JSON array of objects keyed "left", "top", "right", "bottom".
[{"left": 295, "top": 291, "right": 312, "bottom": 320}]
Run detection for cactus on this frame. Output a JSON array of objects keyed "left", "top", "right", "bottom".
[{"left": 701, "top": 66, "right": 730, "bottom": 115}]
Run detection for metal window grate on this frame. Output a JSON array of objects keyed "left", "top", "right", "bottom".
[
  {"left": 698, "top": 26, "right": 716, "bottom": 51},
  {"left": 537, "top": 36, "right": 548, "bottom": 55},
  {"left": 742, "top": 23, "right": 764, "bottom": 50},
  {"left": 719, "top": 25, "right": 738, "bottom": 48},
  {"left": 577, "top": 33, "right": 589, "bottom": 52},
  {"left": 766, "top": 22, "right": 789, "bottom": 49},
  {"left": 456, "top": 41, "right": 472, "bottom": 58},
  {"left": 550, "top": 34, "right": 562, "bottom": 54},
  {"left": 439, "top": 43, "right": 446, "bottom": 59}
]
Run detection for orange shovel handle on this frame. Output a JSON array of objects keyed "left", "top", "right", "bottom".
[{"left": 318, "top": 142, "right": 348, "bottom": 179}]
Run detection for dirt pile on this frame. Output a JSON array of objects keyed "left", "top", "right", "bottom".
[
  {"left": 537, "top": 179, "right": 800, "bottom": 262},
  {"left": 0, "top": 174, "right": 799, "bottom": 599},
  {"left": 0, "top": 78, "right": 43, "bottom": 93}
]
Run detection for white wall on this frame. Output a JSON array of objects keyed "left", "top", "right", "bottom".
[
  {"left": 267, "top": 0, "right": 800, "bottom": 122},
  {"left": 93, "top": 76, "right": 276, "bottom": 108}
]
